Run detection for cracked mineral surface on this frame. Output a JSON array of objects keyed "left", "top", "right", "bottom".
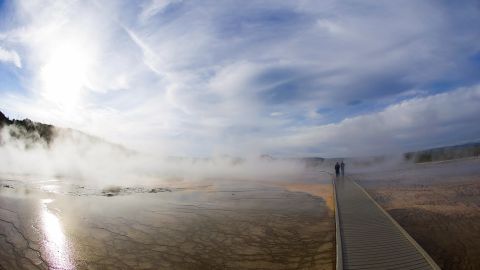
[{"left": 0, "top": 178, "right": 334, "bottom": 270}]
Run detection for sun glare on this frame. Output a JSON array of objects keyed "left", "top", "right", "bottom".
[
  {"left": 40, "top": 41, "right": 92, "bottom": 109},
  {"left": 40, "top": 199, "right": 75, "bottom": 270}
]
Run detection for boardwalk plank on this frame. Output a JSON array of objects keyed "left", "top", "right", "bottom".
[{"left": 334, "top": 177, "right": 440, "bottom": 270}]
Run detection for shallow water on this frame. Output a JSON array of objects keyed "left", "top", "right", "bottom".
[{"left": 0, "top": 178, "right": 334, "bottom": 270}]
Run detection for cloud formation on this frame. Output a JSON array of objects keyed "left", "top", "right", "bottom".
[
  {"left": 267, "top": 86, "right": 480, "bottom": 157},
  {"left": 0, "top": 0, "right": 479, "bottom": 157},
  {"left": 0, "top": 47, "right": 21, "bottom": 68}
]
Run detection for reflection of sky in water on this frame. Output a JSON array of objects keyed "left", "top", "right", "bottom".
[{"left": 40, "top": 199, "right": 75, "bottom": 270}]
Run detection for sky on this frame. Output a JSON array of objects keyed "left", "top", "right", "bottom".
[{"left": 0, "top": 0, "right": 479, "bottom": 157}]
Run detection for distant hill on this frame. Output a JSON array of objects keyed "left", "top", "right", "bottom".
[
  {"left": 0, "top": 110, "right": 132, "bottom": 155},
  {"left": 404, "top": 142, "right": 480, "bottom": 163},
  {"left": 0, "top": 111, "right": 56, "bottom": 146}
]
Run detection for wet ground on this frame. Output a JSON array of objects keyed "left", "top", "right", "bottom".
[{"left": 0, "top": 177, "right": 334, "bottom": 270}]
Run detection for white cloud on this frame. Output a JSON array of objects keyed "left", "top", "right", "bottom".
[
  {"left": 140, "top": 0, "right": 182, "bottom": 22},
  {"left": 267, "top": 85, "right": 480, "bottom": 157},
  {"left": 0, "top": 47, "right": 22, "bottom": 68},
  {"left": 316, "top": 19, "right": 346, "bottom": 36}
]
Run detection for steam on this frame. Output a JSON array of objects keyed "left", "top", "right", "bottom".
[
  {"left": 0, "top": 125, "right": 315, "bottom": 187},
  {"left": 345, "top": 155, "right": 411, "bottom": 174}
]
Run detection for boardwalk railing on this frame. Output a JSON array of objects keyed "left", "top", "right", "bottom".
[
  {"left": 333, "top": 176, "right": 441, "bottom": 270},
  {"left": 349, "top": 179, "right": 441, "bottom": 270},
  {"left": 332, "top": 175, "right": 343, "bottom": 270}
]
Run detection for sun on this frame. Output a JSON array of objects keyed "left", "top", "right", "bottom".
[{"left": 40, "top": 40, "right": 92, "bottom": 109}]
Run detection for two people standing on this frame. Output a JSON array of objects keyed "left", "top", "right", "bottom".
[{"left": 335, "top": 161, "right": 345, "bottom": 177}]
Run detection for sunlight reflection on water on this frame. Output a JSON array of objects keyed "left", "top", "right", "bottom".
[
  {"left": 41, "top": 184, "right": 60, "bottom": 194},
  {"left": 40, "top": 199, "right": 75, "bottom": 269}
]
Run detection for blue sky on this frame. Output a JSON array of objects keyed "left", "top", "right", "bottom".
[{"left": 0, "top": 0, "right": 480, "bottom": 157}]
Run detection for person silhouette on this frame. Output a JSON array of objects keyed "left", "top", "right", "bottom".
[
  {"left": 335, "top": 162, "right": 340, "bottom": 177},
  {"left": 340, "top": 161, "right": 345, "bottom": 176}
]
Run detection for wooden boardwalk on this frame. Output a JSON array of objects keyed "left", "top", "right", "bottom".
[{"left": 334, "top": 177, "right": 440, "bottom": 270}]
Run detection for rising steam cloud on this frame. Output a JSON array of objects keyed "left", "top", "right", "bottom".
[{"left": 0, "top": 125, "right": 315, "bottom": 187}]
